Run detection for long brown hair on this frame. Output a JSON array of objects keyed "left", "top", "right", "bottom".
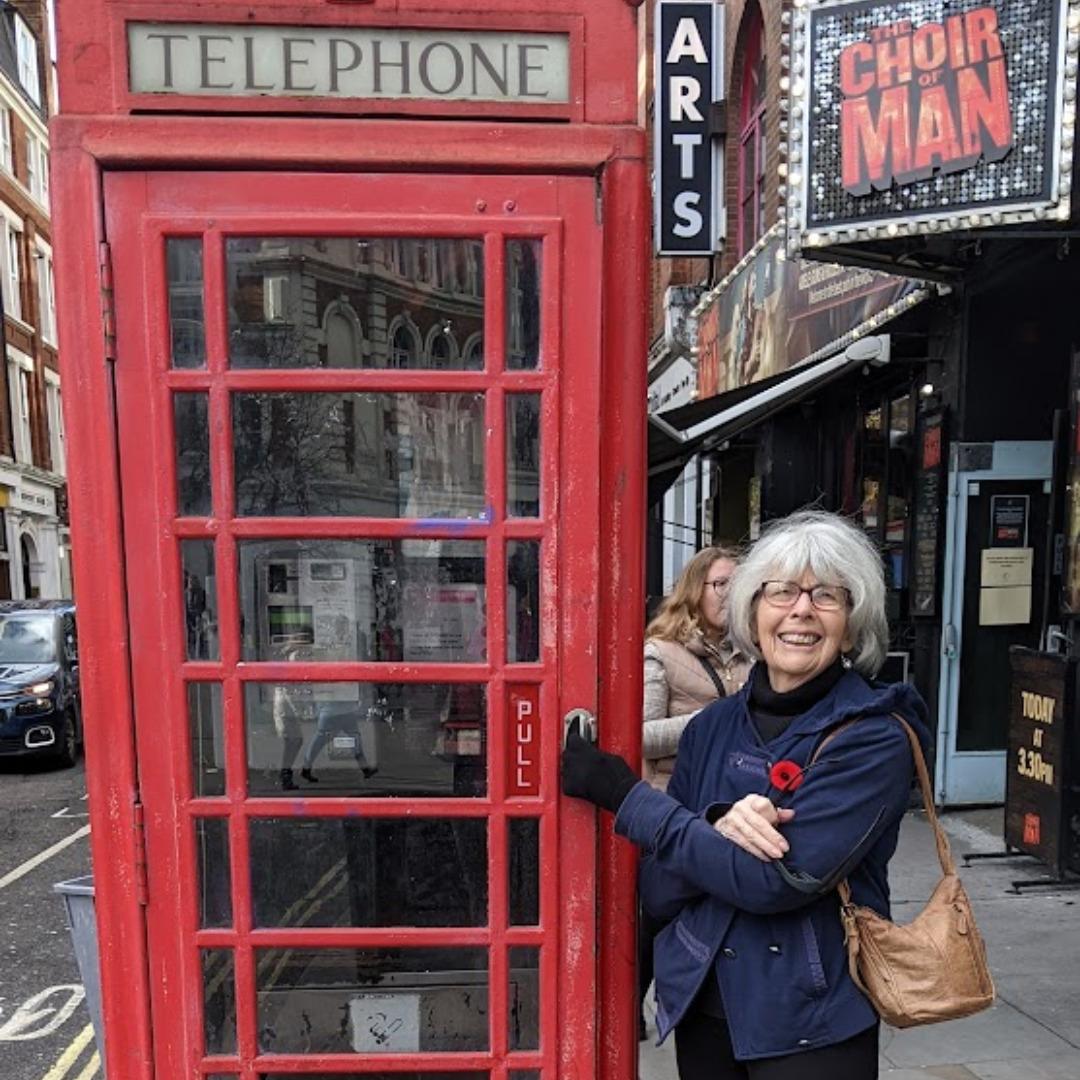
[{"left": 645, "top": 545, "right": 741, "bottom": 644}]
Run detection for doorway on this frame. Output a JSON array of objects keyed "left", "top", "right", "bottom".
[
  {"left": 937, "top": 442, "right": 1053, "bottom": 804},
  {"left": 105, "top": 170, "right": 603, "bottom": 1077}
]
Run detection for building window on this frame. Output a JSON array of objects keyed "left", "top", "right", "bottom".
[
  {"left": 737, "top": 8, "right": 767, "bottom": 255},
  {"left": 36, "top": 250, "right": 56, "bottom": 344},
  {"left": 45, "top": 377, "right": 63, "bottom": 475},
  {"left": 15, "top": 16, "right": 41, "bottom": 107},
  {"left": 19, "top": 132, "right": 50, "bottom": 209},
  {"left": 0, "top": 108, "right": 11, "bottom": 173},
  {"left": 4, "top": 227, "right": 22, "bottom": 321},
  {"left": 7, "top": 355, "right": 32, "bottom": 464}
]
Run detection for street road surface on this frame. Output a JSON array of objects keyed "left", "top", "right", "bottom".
[{"left": 0, "top": 756, "right": 99, "bottom": 1080}]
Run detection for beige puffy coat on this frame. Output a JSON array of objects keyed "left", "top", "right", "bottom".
[{"left": 642, "top": 634, "right": 751, "bottom": 791}]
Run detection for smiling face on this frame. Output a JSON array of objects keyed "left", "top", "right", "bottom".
[
  {"left": 699, "top": 557, "right": 736, "bottom": 635},
  {"left": 754, "top": 569, "right": 853, "bottom": 693}
]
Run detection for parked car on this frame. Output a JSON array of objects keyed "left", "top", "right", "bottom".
[{"left": 0, "top": 601, "right": 81, "bottom": 767}]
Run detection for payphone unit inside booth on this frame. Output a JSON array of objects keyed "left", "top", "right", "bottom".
[{"left": 53, "top": 2, "right": 647, "bottom": 1079}]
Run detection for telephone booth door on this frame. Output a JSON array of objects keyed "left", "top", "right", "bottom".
[{"left": 104, "top": 170, "right": 603, "bottom": 1079}]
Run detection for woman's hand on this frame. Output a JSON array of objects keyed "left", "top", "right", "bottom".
[{"left": 714, "top": 795, "right": 795, "bottom": 861}]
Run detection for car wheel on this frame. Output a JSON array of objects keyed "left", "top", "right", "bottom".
[{"left": 54, "top": 711, "right": 78, "bottom": 769}]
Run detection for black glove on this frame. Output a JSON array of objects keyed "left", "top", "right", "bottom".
[{"left": 561, "top": 732, "right": 639, "bottom": 813}]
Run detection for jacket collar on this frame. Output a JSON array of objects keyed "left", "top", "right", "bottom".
[{"left": 735, "top": 664, "right": 930, "bottom": 744}]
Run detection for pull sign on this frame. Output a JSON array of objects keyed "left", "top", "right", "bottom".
[
  {"left": 655, "top": 0, "right": 724, "bottom": 255},
  {"left": 507, "top": 684, "right": 541, "bottom": 797}
]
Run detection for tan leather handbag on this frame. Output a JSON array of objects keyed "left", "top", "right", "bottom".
[{"left": 829, "top": 715, "right": 995, "bottom": 1028}]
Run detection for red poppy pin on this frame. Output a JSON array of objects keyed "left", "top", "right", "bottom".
[{"left": 769, "top": 760, "right": 804, "bottom": 794}]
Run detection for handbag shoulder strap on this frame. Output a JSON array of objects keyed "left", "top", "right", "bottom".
[
  {"left": 812, "top": 711, "right": 955, "bottom": 905},
  {"left": 696, "top": 653, "right": 727, "bottom": 698}
]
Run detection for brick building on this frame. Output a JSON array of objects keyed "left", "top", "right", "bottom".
[{"left": 0, "top": 0, "right": 68, "bottom": 599}]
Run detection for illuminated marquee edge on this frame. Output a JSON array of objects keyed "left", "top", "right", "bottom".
[
  {"left": 688, "top": 220, "right": 935, "bottom": 371},
  {"left": 779, "top": 0, "right": 1079, "bottom": 256}
]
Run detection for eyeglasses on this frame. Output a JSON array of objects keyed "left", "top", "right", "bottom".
[
  {"left": 760, "top": 580, "right": 849, "bottom": 612},
  {"left": 705, "top": 578, "right": 731, "bottom": 596}
]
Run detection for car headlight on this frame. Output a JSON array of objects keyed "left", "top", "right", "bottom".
[{"left": 28, "top": 681, "right": 54, "bottom": 696}]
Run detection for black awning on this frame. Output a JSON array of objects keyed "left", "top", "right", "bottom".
[{"left": 647, "top": 335, "right": 893, "bottom": 501}]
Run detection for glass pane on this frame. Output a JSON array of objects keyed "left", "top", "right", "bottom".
[
  {"left": 196, "top": 818, "right": 231, "bottom": 929},
  {"left": 233, "top": 393, "right": 485, "bottom": 518},
  {"left": 245, "top": 682, "right": 486, "bottom": 798},
  {"left": 174, "top": 392, "right": 211, "bottom": 516},
  {"left": 250, "top": 818, "right": 487, "bottom": 927},
  {"left": 239, "top": 539, "right": 486, "bottom": 664},
  {"left": 509, "top": 947, "right": 540, "bottom": 1052},
  {"left": 507, "top": 394, "right": 540, "bottom": 517},
  {"left": 183, "top": 540, "right": 219, "bottom": 661},
  {"left": 189, "top": 682, "right": 224, "bottom": 797},
  {"left": 168, "top": 238, "right": 205, "bottom": 369},
  {"left": 509, "top": 818, "right": 540, "bottom": 926},
  {"left": 507, "top": 541, "right": 539, "bottom": 663},
  {"left": 506, "top": 241, "right": 541, "bottom": 370},
  {"left": 226, "top": 238, "right": 484, "bottom": 369},
  {"left": 202, "top": 949, "right": 236, "bottom": 1054},
  {"left": 510, "top": 1073, "right": 541, "bottom": 1080},
  {"left": 256, "top": 948, "right": 488, "bottom": 1054}
]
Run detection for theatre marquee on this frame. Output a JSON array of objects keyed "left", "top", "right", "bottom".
[{"left": 780, "top": 0, "right": 1080, "bottom": 254}]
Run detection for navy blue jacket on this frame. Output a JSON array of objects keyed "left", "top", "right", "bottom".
[{"left": 614, "top": 668, "right": 929, "bottom": 1061}]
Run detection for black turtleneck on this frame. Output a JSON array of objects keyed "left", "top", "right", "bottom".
[{"left": 749, "top": 657, "right": 846, "bottom": 744}]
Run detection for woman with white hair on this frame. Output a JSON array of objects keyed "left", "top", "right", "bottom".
[{"left": 563, "top": 510, "right": 930, "bottom": 1080}]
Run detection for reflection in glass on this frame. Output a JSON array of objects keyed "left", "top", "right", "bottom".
[
  {"left": 509, "top": 818, "right": 540, "bottom": 926},
  {"left": 250, "top": 818, "right": 487, "bottom": 927},
  {"left": 182, "top": 540, "right": 219, "bottom": 660},
  {"left": 507, "top": 394, "right": 540, "bottom": 517},
  {"left": 506, "top": 241, "right": 541, "bottom": 370},
  {"left": 507, "top": 542, "right": 539, "bottom": 662},
  {"left": 245, "top": 682, "right": 486, "bottom": 798},
  {"left": 256, "top": 948, "right": 488, "bottom": 1054},
  {"left": 239, "top": 539, "right": 486, "bottom": 664},
  {"left": 202, "top": 949, "right": 236, "bottom": 1054},
  {"left": 168, "top": 238, "right": 205, "bottom": 369},
  {"left": 189, "top": 682, "right": 224, "bottom": 797},
  {"left": 226, "top": 237, "right": 484, "bottom": 369},
  {"left": 175, "top": 393, "right": 211, "bottom": 516},
  {"left": 196, "top": 818, "right": 232, "bottom": 929},
  {"left": 509, "top": 947, "right": 540, "bottom": 1051},
  {"left": 233, "top": 393, "right": 485, "bottom": 518}
]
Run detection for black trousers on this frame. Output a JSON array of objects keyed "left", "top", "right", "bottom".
[{"left": 674, "top": 1009, "right": 879, "bottom": 1080}]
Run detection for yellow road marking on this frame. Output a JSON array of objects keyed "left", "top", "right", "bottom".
[
  {"left": 73, "top": 1050, "right": 100, "bottom": 1080},
  {"left": 39, "top": 1022, "right": 94, "bottom": 1080}
]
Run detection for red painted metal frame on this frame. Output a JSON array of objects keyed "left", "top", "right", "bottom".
[
  {"left": 100, "top": 170, "right": 608, "bottom": 1079},
  {"left": 54, "top": 4, "right": 646, "bottom": 1076},
  {"left": 55, "top": 0, "right": 639, "bottom": 126}
]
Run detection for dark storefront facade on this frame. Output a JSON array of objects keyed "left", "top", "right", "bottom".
[{"left": 647, "top": 0, "right": 1080, "bottom": 807}]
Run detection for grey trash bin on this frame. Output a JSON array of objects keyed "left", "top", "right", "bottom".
[{"left": 54, "top": 875, "right": 106, "bottom": 1071}]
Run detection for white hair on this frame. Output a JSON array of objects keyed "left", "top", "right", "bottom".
[{"left": 727, "top": 510, "right": 889, "bottom": 677}]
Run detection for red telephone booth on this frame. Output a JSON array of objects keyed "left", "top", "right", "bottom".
[{"left": 52, "top": 3, "right": 647, "bottom": 1080}]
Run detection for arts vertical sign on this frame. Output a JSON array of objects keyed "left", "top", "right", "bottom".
[{"left": 655, "top": 1, "right": 724, "bottom": 255}]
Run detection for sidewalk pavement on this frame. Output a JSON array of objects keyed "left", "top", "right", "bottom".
[{"left": 639, "top": 808, "right": 1080, "bottom": 1080}]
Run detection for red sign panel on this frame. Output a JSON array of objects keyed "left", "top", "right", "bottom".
[{"left": 507, "top": 684, "right": 541, "bottom": 796}]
